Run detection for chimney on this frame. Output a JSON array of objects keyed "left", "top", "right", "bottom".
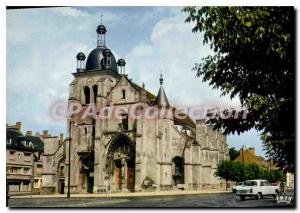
[
  {"left": 59, "top": 133, "right": 64, "bottom": 144},
  {"left": 43, "top": 130, "right": 48, "bottom": 138},
  {"left": 26, "top": 131, "right": 32, "bottom": 136},
  {"left": 15, "top": 122, "right": 22, "bottom": 131},
  {"left": 248, "top": 147, "right": 255, "bottom": 156}
]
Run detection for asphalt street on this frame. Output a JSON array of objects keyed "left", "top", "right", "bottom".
[{"left": 8, "top": 193, "right": 294, "bottom": 208}]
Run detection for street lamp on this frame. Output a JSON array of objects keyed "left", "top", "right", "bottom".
[{"left": 67, "top": 120, "right": 77, "bottom": 198}]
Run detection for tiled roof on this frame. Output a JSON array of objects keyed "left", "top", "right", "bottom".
[{"left": 234, "top": 150, "right": 264, "bottom": 165}]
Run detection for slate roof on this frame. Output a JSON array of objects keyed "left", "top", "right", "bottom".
[
  {"left": 6, "top": 126, "right": 44, "bottom": 153},
  {"left": 85, "top": 47, "right": 118, "bottom": 73},
  {"left": 156, "top": 85, "right": 170, "bottom": 107},
  {"left": 26, "top": 135, "right": 44, "bottom": 152},
  {"left": 129, "top": 77, "right": 195, "bottom": 129}
]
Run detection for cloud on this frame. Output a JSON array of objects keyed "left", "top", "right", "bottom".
[
  {"left": 52, "top": 7, "right": 91, "bottom": 18},
  {"left": 125, "top": 12, "right": 240, "bottom": 109},
  {"left": 6, "top": 7, "right": 94, "bottom": 134}
]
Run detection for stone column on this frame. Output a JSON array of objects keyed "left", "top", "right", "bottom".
[
  {"left": 134, "top": 116, "right": 143, "bottom": 191},
  {"left": 156, "top": 132, "right": 161, "bottom": 191},
  {"left": 191, "top": 144, "right": 201, "bottom": 190},
  {"left": 184, "top": 148, "right": 193, "bottom": 190}
]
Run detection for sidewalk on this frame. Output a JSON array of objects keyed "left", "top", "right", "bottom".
[{"left": 11, "top": 189, "right": 231, "bottom": 199}]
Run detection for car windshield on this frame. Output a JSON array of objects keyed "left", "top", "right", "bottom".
[{"left": 244, "top": 181, "right": 257, "bottom": 186}]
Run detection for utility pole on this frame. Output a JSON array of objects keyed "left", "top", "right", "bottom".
[{"left": 242, "top": 145, "right": 245, "bottom": 181}]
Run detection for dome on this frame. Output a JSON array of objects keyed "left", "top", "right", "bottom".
[
  {"left": 76, "top": 52, "right": 86, "bottom": 61},
  {"left": 96, "top": 24, "right": 107, "bottom": 35},
  {"left": 117, "top": 58, "right": 126, "bottom": 66},
  {"left": 85, "top": 47, "right": 118, "bottom": 72}
]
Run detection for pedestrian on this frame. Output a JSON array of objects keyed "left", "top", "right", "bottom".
[
  {"left": 280, "top": 181, "right": 286, "bottom": 194},
  {"left": 105, "top": 175, "right": 111, "bottom": 199}
]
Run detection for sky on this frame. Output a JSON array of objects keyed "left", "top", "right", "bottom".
[{"left": 6, "top": 6, "right": 265, "bottom": 157}]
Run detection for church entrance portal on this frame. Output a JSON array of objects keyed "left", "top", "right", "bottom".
[
  {"left": 172, "top": 156, "right": 184, "bottom": 186},
  {"left": 79, "top": 153, "right": 94, "bottom": 193},
  {"left": 106, "top": 134, "right": 135, "bottom": 192}
]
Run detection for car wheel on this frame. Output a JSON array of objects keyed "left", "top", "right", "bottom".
[
  {"left": 255, "top": 192, "right": 263, "bottom": 199},
  {"left": 240, "top": 196, "right": 245, "bottom": 201}
]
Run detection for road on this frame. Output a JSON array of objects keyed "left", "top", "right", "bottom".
[{"left": 8, "top": 193, "right": 294, "bottom": 208}]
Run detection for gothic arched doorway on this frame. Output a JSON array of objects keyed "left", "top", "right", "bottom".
[
  {"left": 172, "top": 156, "right": 184, "bottom": 186},
  {"left": 105, "top": 133, "right": 135, "bottom": 191},
  {"left": 57, "top": 158, "right": 65, "bottom": 194}
]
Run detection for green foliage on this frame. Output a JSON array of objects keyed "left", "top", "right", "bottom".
[
  {"left": 215, "top": 160, "right": 285, "bottom": 183},
  {"left": 244, "top": 163, "right": 260, "bottom": 180},
  {"left": 229, "top": 147, "right": 240, "bottom": 161},
  {"left": 183, "top": 7, "right": 295, "bottom": 164},
  {"left": 214, "top": 160, "right": 235, "bottom": 181}
]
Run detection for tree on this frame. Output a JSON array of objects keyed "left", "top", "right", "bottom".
[
  {"left": 215, "top": 160, "right": 235, "bottom": 189},
  {"left": 229, "top": 147, "right": 240, "bottom": 161},
  {"left": 215, "top": 160, "right": 285, "bottom": 186},
  {"left": 259, "top": 166, "right": 286, "bottom": 183},
  {"left": 183, "top": 7, "right": 295, "bottom": 164},
  {"left": 244, "top": 163, "right": 260, "bottom": 180}
]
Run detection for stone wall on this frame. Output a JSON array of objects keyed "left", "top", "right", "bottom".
[{"left": 41, "top": 136, "right": 65, "bottom": 194}]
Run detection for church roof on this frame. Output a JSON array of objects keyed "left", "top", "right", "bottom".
[
  {"left": 156, "top": 74, "right": 170, "bottom": 107},
  {"left": 113, "top": 75, "right": 157, "bottom": 102},
  {"left": 156, "top": 86, "right": 170, "bottom": 107},
  {"left": 109, "top": 75, "right": 195, "bottom": 128},
  {"left": 174, "top": 112, "right": 196, "bottom": 128},
  {"left": 85, "top": 47, "right": 118, "bottom": 73},
  {"left": 131, "top": 81, "right": 156, "bottom": 101}
]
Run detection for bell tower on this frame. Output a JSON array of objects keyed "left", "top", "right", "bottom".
[{"left": 66, "top": 20, "right": 123, "bottom": 193}]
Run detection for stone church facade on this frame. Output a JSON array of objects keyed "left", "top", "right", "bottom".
[{"left": 41, "top": 23, "right": 229, "bottom": 194}]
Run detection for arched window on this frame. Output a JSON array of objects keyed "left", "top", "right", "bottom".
[
  {"left": 121, "top": 89, "right": 126, "bottom": 99},
  {"left": 84, "top": 86, "right": 90, "bottom": 104},
  {"left": 107, "top": 56, "right": 111, "bottom": 66},
  {"left": 93, "top": 85, "right": 98, "bottom": 103}
]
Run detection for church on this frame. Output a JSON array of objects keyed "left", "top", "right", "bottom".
[{"left": 41, "top": 22, "right": 229, "bottom": 194}]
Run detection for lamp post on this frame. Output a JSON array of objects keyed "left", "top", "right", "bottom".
[
  {"left": 31, "top": 151, "right": 35, "bottom": 195},
  {"left": 67, "top": 120, "right": 76, "bottom": 198},
  {"left": 6, "top": 171, "right": 9, "bottom": 207}
]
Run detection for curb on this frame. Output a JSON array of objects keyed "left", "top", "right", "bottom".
[{"left": 10, "top": 190, "right": 232, "bottom": 199}]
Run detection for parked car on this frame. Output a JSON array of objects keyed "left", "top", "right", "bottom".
[
  {"left": 232, "top": 182, "right": 244, "bottom": 193},
  {"left": 236, "top": 179, "right": 279, "bottom": 201}
]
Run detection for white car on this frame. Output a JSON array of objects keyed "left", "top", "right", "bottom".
[
  {"left": 232, "top": 182, "right": 244, "bottom": 193},
  {"left": 236, "top": 179, "right": 279, "bottom": 201}
]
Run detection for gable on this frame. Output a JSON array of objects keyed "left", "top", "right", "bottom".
[{"left": 109, "top": 76, "right": 140, "bottom": 104}]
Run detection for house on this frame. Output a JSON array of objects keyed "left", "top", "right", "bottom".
[{"left": 6, "top": 122, "right": 44, "bottom": 194}]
